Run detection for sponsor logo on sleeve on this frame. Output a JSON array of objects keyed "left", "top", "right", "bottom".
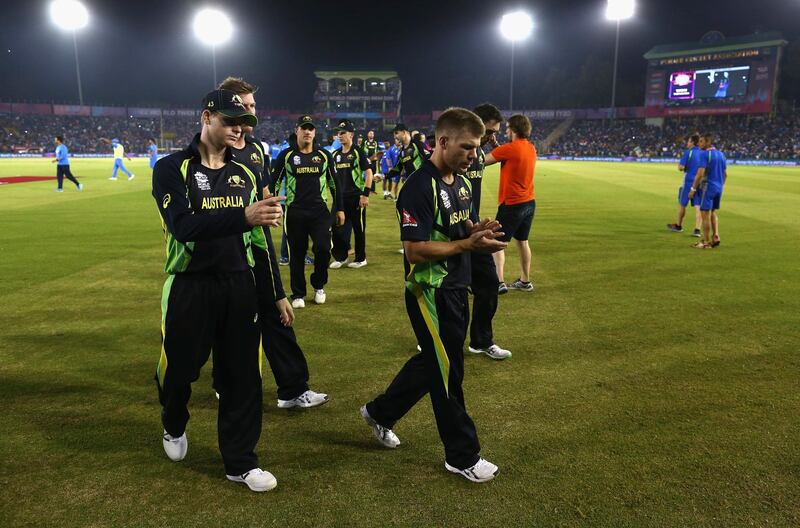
[
  {"left": 162, "top": 194, "right": 171, "bottom": 209},
  {"left": 401, "top": 209, "right": 418, "bottom": 228}
]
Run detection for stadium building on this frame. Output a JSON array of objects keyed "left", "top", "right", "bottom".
[{"left": 313, "top": 70, "right": 401, "bottom": 132}]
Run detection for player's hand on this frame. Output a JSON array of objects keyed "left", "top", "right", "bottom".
[
  {"left": 51, "top": 159, "right": 56, "bottom": 163},
  {"left": 688, "top": 190, "right": 696, "bottom": 200},
  {"left": 465, "top": 227, "right": 507, "bottom": 254},
  {"left": 336, "top": 211, "right": 345, "bottom": 226},
  {"left": 275, "top": 297, "right": 294, "bottom": 327},
  {"left": 466, "top": 218, "right": 502, "bottom": 236},
  {"left": 245, "top": 195, "right": 285, "bottom": 227},
  {"left": 359, "top": 196, "right": 369, "bottom": 208}
]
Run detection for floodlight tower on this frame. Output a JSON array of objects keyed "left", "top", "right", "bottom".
[
  {"left": 193, "top": 8, "right": 233, "bottom": 88},
  {"left": 50, "top": 0, "right": 89, "bottom": 105},
  {"left": 606, "top": 0, "right": 634, "bottom": 120},
  {"left": 499, "top": 11, "right": 533, "bottom": 112}
]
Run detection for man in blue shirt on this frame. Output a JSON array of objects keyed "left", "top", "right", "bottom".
[
  {"left": 148, "top": 137, "right": 158, "bottom": 171},
  {"left": 688, "top": 132, "right": 728, "bottom": 249},
  {"left": 52, "top": 136, "right": 82, "bottom": 192},
  {"left": 667, "top": 134, "right": 703, "bottom": 236},
  {"left": 382, "top": 138, "right": 401, "bottom": 200}
]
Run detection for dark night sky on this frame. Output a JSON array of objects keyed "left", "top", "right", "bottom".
[{"left": 1, "top": 0, "right": 798, "bottom": 112}]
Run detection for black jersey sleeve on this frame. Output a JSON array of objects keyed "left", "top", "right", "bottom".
[
  {"left": 396, "top": 173, "right": 434, "bottom": 242},
  {"left": 270, "top": 148, "right": 289, "bottom": 195},
  {"left": 323, "top": 149, "right": 343, "bottom": 212},
  {"left": 152, "top": 156, "right": 250, "bottom": 243}
]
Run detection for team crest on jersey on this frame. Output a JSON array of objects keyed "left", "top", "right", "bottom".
[
  {"left": 311, "top": 155, "right": 322, "bottom": 164},
  {"left": 401, "top": 209, "right": 418, "bottom": 228},
  {"left": 227, "top": 174, "right": 246, "bottom": 188},
  {"left": 250, "top": 152, "right": 261, "bottom": 164},
  {"left": 440, "top": 189, "right": 452, "bottom": 209},
  {"left": 458, "top": 186, "right": 471, "bottom": 202},
  {"left": 347, "top": 154, "right": 353, "bottom": 160},
  {"left": 194, "top": 172, "right": 211, "bottom": 191},
  {"left": 293, "top": 155, "right": 301, "bottom": 165}
]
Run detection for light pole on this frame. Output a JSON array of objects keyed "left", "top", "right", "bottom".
[
  {"left": 50, "top": 0, "right": 89, "bottom": 106},
  {"left": 499, "top": 11, "right": 533, "bottom": 113},
  {"left": 606, "top": 0, "right": 634, "bottom": 120},
  {"left": 193, "top": 8, "right": 233, "bottom": 88}
]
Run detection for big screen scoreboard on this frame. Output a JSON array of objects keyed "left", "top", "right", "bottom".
[{"left": 645, "top": 45, "right": 782, "bottom": 117}]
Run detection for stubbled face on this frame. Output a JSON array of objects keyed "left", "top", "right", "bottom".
[
  {"left": 394, "top": 130, "right": 410, "bottom": 145},
  {"left": 482, "top": 119, "right": 500, "bottom": 145},
  {"left": 440, "top": 131, "right": 481, "bottom": 173},
  {"left": 296, "top": 124, "right": 316, "bottom": 148}
]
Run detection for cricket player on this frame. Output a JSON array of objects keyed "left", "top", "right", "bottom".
[
  {"left": 361, "top": 107, "right": 506, "bottom": 483},
  {"left": 152, "top": 89, "right": 284, "bottom": 492}
]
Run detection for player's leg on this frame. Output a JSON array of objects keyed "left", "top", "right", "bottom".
[
  {"left": 509, "top": 201, "right": 535, "bottom": 289},
  {"left": 330, "top": 200, "right": 351, "bottom": 265},
  {"left": 711, "top": 193, "right": 721, "bottom": 246},
  {"left": 365, "top": 289, "right": 435, "bottom": 429},
  {"left": 285, "top": 206, "right": 309, "bottom": 301},
  {"left": 111, "top": 160, "right": 120, "bottom": 179},
  {"left": 64, "top": 166, "right": 81, "bottom": 189},
  {"left": 352, "top": 199, "right": 367, "bottom": 264},
  {"left": 425, "top": 288, "right": 482, "bottom": 471},
  {"left": 56, "top": 166, "right": 65, "bottom": 190},
  {"left": 309, "top": 207, "right": 332, "bottom": 298},
  {"left": 120, "top": 162, "right": 134, "bottom": 178},
  {"left": 675, "top": 205, "right": 686, "bottom": 228},
  {"left": 212, "top": 271, "right": 266, "bottom": 479},
  {"left": 469, "top": 252, "right": 507, "bottom": 358},
  {"left": 156, "top": 275, "right": 215, "bottom": 451}
]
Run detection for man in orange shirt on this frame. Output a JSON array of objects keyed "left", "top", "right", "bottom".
[{"left": 484, "top": 114, "right": 536, "bottom": 294}]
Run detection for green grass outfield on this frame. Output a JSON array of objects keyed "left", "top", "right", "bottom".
[{"left": 1, "top": 157, "right": 798, "bottom": 527}]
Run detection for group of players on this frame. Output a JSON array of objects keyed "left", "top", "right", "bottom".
[
  {"left": 667, "top": 132, "right": 729, "bottom": 249},
  {"left": 51, "top": 134, "right": 159, "bottom": 190},
  {"left": 150, "top": 74, "right": 541, "bottom": 492}
]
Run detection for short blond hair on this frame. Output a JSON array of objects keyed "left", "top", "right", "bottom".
[{"left": 435, "top": 107, "right": 485, "bottom": 139}]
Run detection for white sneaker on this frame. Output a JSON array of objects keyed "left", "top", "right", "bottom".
[
  {"left": 226, "top": 468, "right": 277, "bottom": 492},
  {"left": 360, "top": 405, "right": 400, "bottom": 448},
  {"left": 468, "top": 344, "right": 512, "bottom": 360},
  {"left": 329, "top": 260, "right": 347, "bottom": 269},
  {"left": 277, "top": 389, "right": 329, "bottom": 409},
  {"left": 162, "top": 430, "right": 187, "bottom": 461},
  {"left": 109, "top": 177, "right": 117, "bottom": 180},
  {"left": 347, "top": 260, "right": 367, "bottom": 269},
  {"left": 128, "top": 173, "right": 135, "bottom": 181},
  {"left": 314, "top": 289, "right": 326, "bottom": 304},
  {"left": 291, "top": 298, "right": 305, "bottom": 309},
  {"left": 445, "top": 458, "right": 499, "bottom": 483}
]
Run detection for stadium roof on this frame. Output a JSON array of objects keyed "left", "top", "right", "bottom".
[
  {"left": 314, "top": 70, "right": 399, "bottom": 81},
  {"left": 643, "top": 31, "right": 788, "bottom": 59}
]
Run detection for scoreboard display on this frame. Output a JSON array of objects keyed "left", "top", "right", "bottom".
[{"left": 643, "top": 33, "right": 785, "bottom": 117}]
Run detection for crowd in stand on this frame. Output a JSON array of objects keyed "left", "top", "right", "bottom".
[
  {"left": 1, "top": 112, "right": 797, "bottom": 160},
  {"left": 547, "top": 115, "right": 800, "bottom": 159}
]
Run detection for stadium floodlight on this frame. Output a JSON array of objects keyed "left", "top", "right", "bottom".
[
  {"left": 606, "top": 0, "right": 635, "bottom": 120},
  {"left": 49, "top": 0, "right": 89, "bottom": 106},
  {"left": 499, "top": 11, "right": 534, "bottom": 112},
  {"left": 193, "top": 8, "right": 234, "bottom": 88}
]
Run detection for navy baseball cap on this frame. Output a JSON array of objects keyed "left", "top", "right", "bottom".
[
  {"left": 296, "top": 115, "right": 316, "bottom": 129},
  {"left": 334, "top": 119, "right": 355, "bottom": 133},
  {"left": 201, "top": 89, "right": 258, "bottom": 127}
]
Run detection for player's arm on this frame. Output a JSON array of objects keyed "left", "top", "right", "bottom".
[
  {"left": 153, "top": 159, "right": 282, "bottom": 243},
  {"left": 485, "top": 143, "right": 513, "bottom": 167},
  {"left": 358, "top": 147, "right": 373, "bottom": 206},
  {"left": 679, "top": 150, "right": 688, "bottom": 172},
  {"left": 249, "top": 175, "right": 288, "bottom": 308},
  {"left": 270, "top": 149, "right": 288, "bottom": 195},
  {"left": 404, "top": 219, "right": 505, "bottom": 263},
  {"left": 324, "top": 150, "right": 344, "bottom": 214}
]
